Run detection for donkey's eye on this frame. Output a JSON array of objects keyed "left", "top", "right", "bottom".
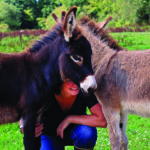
[{"left": 70, "top": 55, "right": 83, "bottom": 65}]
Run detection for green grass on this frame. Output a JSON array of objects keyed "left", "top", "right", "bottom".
[
  {"left": 0, "top": 32, "right": 150, "bottom": 149},
  {"left": 110, "top": 32, "right": 150, "bottom": 50},
  {"left": 95, "top": 115, "right": 150, "bottom": 150},
  {"left": 1, "top": 115, "right": 150, "bottom": 150},
  {"left": 0, "top": 123, "right": 24, "bottom": 150},
  {"left": 0, "top": 35, "right": 38, "bottom": 53}
]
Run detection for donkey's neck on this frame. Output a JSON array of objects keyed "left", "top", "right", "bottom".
[
  {"left": 82, "top": 27, "right": 116, "bottom": 72},
  {"left": 28, "top": 46, "right": 62, "bottom": 94},
  {"left": 82, "top": 26, "right": 117, "bottom": 84},
  {"left": 92, "top": 45, "right": 116, "bottom": 70}
]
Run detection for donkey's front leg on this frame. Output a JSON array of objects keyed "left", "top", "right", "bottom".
[
  {"left": 120, "top": 111, "right": 128, "bottom": 150},
  {"left": 23, "top": 111, "right": 41, "bottom": 150},
  {"left": 103, "top": 107, "right": 121, "bottom": 150}
]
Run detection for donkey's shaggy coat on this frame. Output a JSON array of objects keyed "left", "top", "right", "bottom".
[
  {"left": 79, "top": 17, "right": 150, "bottom": 150},
  {"left": 0, "top": 7, "right": 97, "bottom": 150}
]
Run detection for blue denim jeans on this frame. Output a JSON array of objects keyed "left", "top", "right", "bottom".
[{"left": 40, "top": 125, "right": 97, "bottom": 150}]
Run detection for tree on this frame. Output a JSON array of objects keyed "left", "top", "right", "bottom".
[
  {"left": 0, "top": 1, "right": 21, "bottom": 29},
  {"left": 60, "top": 0, "right": 88, "bottom": 17},
  {"left": 4, "top": 0, "right": 61, "bottom": 29},
  {"left": 37, "top": 0, "right": 61, "bottom": 17},
  {"left": 136, "top": 0, "right": 150, "bottom": 25},
  {"left": 3, "top": 0, "right": 37, "bottom": 29}
]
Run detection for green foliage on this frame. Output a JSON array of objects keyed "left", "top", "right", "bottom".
[
  {"left": 73, "top": 0, "right": 139, "bottom": 27},
  {"left": 3, "top": 0, "right": 61, "bottom": 29},
  {"left": 1, "top": 0, "right": 150, "bottom": 29},
  {"left": 0, "top": 35, "right": 37, "bottom": 53},
  {"left": 23, "top": 9, "right": 34, "bottom": 22},
  {"left": 110, "top": 32, "right": 150, "bottom": 50},
  {"left": 36, "top": 0, "right": 62, "bottom": 29},
  {"left": 0, "top": 1, "right": 21, "bottom": 29},
  {"left": 21, "top": 8, "right": 36, "bottom": 29},
  {"left": 38, "top": 0, "right": 61, "bottom": 17},
  {"left": 136, "top": 0, "right": 150, "bottom": 25},
  {"left": 36, "top": 17, "right": 47, "bottom": 29},
  {"left": 0, "top": 24, "right": 9, "bottom": 32},
  {"left": 60, "top": 0, "right": 150, "bottom": 27},
  {"left": 60, "top": 0, "right": 87, "bottom": 16},
  {"left": 108, "top": 0, "right": 138, "bottom": 27},
  {"left": 81, "top": 0, "right": 114, "bottom": 21},
  {"left": 60, "top": 0, "right": 87, "bottom": 9}
]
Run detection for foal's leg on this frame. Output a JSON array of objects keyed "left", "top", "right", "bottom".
[
  {"left": 103, "top": 107, "right": 121, "bottom": 150},
  {"left": 120, "top": 112, "right": 128, "bottom": 150}
]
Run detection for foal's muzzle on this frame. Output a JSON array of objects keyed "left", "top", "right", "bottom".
[{"left": 80, "top": 75, "right": 97, "bottom": 95}]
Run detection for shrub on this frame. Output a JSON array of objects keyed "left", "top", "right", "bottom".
[
  {"left": 36, "top": 17, "right": 47, "bottom": 29},
  {"left": 0, "top": 1, "right": 21, "bottom": 29},
  {"left": 136, "top": 0, "right": 150, "bottom": 25},
  {"left": 0, "top": 24, "right": 9, "bottom": 32}
]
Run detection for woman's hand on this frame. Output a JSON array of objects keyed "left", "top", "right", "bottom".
[
  {"left": 57, "top": 117, "right": 70, "bottom": 138},
  {"left": 35, "top": 123, "right": 43, "bottom": 137},
  {"left": 20, "top": 123, "right": 43, "bottom": 137},
  {"left": 57, "top": 103, "right": 107, "bottom": 138}
]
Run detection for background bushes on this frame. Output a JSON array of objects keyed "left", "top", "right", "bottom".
[{"left": 0, "top": 0, "right": 150, "bottom": 31}]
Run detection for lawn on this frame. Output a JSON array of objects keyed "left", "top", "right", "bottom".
[
  {"left": 110, "top": 32, "right": 150, "bottom": 50},
  {"left": 0, "top": 32, "right": 150, "bottom": 150}
]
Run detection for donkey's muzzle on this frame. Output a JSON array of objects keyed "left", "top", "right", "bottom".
[
  {"left": 88, "top": 87, "right": 96, "bottom": 94},
  {"left": 80, "top": 75, "right": 97, "bottom": 95}
]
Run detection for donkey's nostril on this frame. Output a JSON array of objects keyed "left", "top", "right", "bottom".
[{"left": 88, "top": 87, "right": 96, "bottom": 94}]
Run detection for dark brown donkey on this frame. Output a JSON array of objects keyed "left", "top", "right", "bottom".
[
  {"left": 0, "top": 7, "right": 97, "bottom": 150},
  {"left": 53, "top": 12, "right": 150, "bottom": 150}
]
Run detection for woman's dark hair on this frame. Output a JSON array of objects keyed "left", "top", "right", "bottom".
[{"left": 54, "top": 81, "right": 63, "bottom": 95}]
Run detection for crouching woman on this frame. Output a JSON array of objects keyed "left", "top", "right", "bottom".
[{"left": 19, "top": 79, "right": 107, "bottom": 150}]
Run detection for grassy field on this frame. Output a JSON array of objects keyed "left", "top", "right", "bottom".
[
  {"left": 0, "top": 35, "right": 39, "bottom": 53},
  {"left": 0, "top": 32, "right": 150, "bottom": 150},
  {"left": 110, "top": 32, "right": 150, "bottom": 50}
]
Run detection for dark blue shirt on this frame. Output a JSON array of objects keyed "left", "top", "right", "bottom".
[{"left": 42, "top": 92, "right": 98, "bottom": 136}]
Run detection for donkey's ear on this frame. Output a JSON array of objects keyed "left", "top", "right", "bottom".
[
  {"left": 62, "top": 6, "right": 77, "bottom": 42},
  {"left": 51, "top": 11, "right": 66, "bottom": 23},
  {"left": 97, "top": 16, "right": 112, "bottom": 29},
  {"left": 51, "top": 13, "right": 60, "bottom": 23},
  {"left": 61, "top": 11, "right": 66, "bottom": 22}
]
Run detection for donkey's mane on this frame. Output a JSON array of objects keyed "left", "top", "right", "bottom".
[
  {"left": 27, "top": 24, "right": 63, "bottom": 53},
  {"left": 79, "top": 16, "right": 124, "bottom": 51}
]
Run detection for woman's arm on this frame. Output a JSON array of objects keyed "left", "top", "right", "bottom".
[
  {"left": 57, "top": 103, "right": 107, "bottom": 138},
  {"left": 19, "top": 118, "right": 43, "bottom": 137},
  {"left": 67, "top": 103, "right": 107, "bottom": 127}
]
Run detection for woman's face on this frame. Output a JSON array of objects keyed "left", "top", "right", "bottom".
[{"left": 61, "top": 79, "right": 80, "bottom": 96}]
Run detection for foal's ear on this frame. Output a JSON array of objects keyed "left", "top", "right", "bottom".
[
  {"left": 97, "top": 16, "right": 112, "bottom": 29},
  {"left": 51, "top": 13, "right": 60, "bottom": 23},
  {"left": 62, "top": 6, "right": 77, "bottom": 42},
  {"left": 61, "top": 11, "right": 66, "bottom": 22},
  {"left": 51, "top": 11, "right": 66, "bottom": 23}
]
